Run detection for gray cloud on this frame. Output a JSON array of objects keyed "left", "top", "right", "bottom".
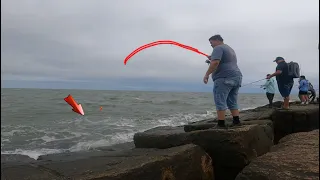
[{"left": 1, "top": 0, "right": 319, "bottom": 88}]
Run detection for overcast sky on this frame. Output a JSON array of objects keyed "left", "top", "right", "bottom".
[{"left": 1, "top": 0, "right": 319, "bottom": 92}]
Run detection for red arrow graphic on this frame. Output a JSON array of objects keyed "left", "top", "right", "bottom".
[
  {"left": 124, "top": 40, "right": 209, "bottom": 65},
  {"left": 64, "top": 94, "right": 85, "bottom": 116}
]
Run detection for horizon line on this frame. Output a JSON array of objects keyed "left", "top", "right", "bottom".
[{"left": 1, "top": 87, "right": 300, "bottom": 95}]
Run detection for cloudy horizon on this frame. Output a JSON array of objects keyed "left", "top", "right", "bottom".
[{"left": 1, "top": 0, "right": 319, "bottom": 93}]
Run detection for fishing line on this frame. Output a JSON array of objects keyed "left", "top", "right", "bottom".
[
  {"left": 241, "top": 78, "right": 266, "bottom": 87},
  {"left": 204, "top": 60, "right": 266, "bottom": 87}
]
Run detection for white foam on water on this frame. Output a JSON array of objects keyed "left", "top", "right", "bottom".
[
  {"left": 1, "top": 148, "right": 63, "bottom": 160},
  {"left": 1, "top": 129, "right": 25, "bottom": 137},
  {"left": 1, "top": 104, "right": 263, "bottom": 159},
  {"left": 240, "top": 107, "right": 257, "bottom": 111},
  {"left": 68, "top": 132, "right": 136, "bottom": 152},
  {"left": 40, "top": 135, "right": 57, "bottom": 143},
  {"left": 110, "top": 132, "right": 135, "bottom": 143}
]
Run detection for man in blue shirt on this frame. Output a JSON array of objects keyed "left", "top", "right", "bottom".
[
  {"left": 203, "top": 35, "right": 242, "bottom": 128},
  {"left": 261, "top": 74, "right": 276, "bottom": 108},
  {"left": 298, "top": 75, "right": 309, "bottom": 104}
]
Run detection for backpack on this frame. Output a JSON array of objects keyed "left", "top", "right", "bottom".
[{"left": 287, "top": 61, "right": 300, "bottom": 78}]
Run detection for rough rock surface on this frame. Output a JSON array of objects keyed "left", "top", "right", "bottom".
[
  {"left": 184, "top": 119, "right": 273, "bottom": 133},
  {"left": 134, "top": 126, "right": 189, "bottom": 149},
  {"left": 1, "top": 144, "right": 214, "bottom": 180},
  {"left": 188, "top": 125, "right": 273, "bottom": 180},
  {"left": 272, "top": 104, "right": 319, "bottom": 143},
  {"left": 134, "top": 124, "right": 273, "bottom": 180},
  {"left": 236, "top": 130, "right": 319, "bottom": 180}
]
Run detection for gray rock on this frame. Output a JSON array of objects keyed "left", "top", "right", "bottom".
[
  {"left": 134, "top": 126, "right": 189, "bottom": 149},
  {"left": 236, "top": 130, "right": 319, "bottom": 180},
  {"left": 271, "top": 104, "right": 319, "bottom": 143},
  {"left": 134, "top": 124, "right": 274, "bottom": 180},
  {"left": 2, "top": 144, "right": 214, "bottom": 180}
]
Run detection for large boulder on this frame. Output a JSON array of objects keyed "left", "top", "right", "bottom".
[
  {"left": 271, "top": 104, "right": 319, "bottom": 143},
  {"left": 1, "top": 154, "right": 60, "bottom": 180},
  {"left": 134, "top": 126, "right": 189, "bottom": 149},
  {"left": 2, "top": 144, "right": 214, "bottom": 180},
  {"left": 188, "top": 125, "right": 273, "bottom": 180},
  {"left": 187, "top": 105, "right": 276, "bottom": 126},
  {"left": 184, "top": 119, "right": 273, "bottom": 133},
  {"left": 236, "top": 130, "right": 319, "bottom": 180},
  {"left": 134, "top": 124, "right": 273, "bottom": 180}
]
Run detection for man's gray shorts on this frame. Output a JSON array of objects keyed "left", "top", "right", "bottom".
[{"left": 213, "top": 76, "right": 242, "bottom": 111}]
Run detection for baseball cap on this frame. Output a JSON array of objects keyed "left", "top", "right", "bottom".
[{"left": 273, "top": 57, "right": 284, "bottom": 62}]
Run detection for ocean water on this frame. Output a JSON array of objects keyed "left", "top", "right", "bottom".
[{"left": 1, "top": 88, "right": 288, "bottom": 159}]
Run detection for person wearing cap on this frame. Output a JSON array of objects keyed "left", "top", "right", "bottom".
[
  {"left": 203, "top": 35, "right": 243, "bottom": 128},
  {"left": 267, "top": 57, "right": 294, "bottom": 109},
  {"left": 261, "top": 74, "right": 276, "bottom": 108}
]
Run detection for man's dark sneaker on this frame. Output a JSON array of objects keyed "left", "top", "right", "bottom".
[
  {"left": 213, "top": 123, "right": 227, "bottom": 129},
  {"left": 229, "top": 121, "right": 242, "bottom": 127},
  {"left": 233, "top": 122, "right": 242, "bottom": 126}
]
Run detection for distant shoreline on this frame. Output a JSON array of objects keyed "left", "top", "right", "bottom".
[{"left": 1, "top": 87, "right": 301, "bottom": 95}]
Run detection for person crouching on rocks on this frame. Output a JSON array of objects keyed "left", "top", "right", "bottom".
[
  {"left": 308, "top": 82, "right": 316, "bottom": 103},
  {"left": 298, "top": 75, "right": 309, "bottom": 105},
  {"left": 203, "top": 35, "right": 243, "bottom": 128}
]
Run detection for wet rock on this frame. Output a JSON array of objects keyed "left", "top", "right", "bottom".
[
  {"left": 134, "top": 124, "right": 273, "bottom": 180},
  {"left": 271, "top": 104, "right": 319, "bottom": 143},
  {"left": 236, "top": 130, "right": 319, "bottom": 180},
  {"left": 1, "top": 164, "right": 65, "bottom": 180},
  {"left": 184, "top": 119, "right": 273, "bottom": 133},
  {"left": 134, "top": 126, "right": 189, "bottom": 149},
  {"left": 184, "top": 122, "right": 216, "bottom": 132},
  {"left": 40, "top": 144, "right": 213, "bottom": 180},
  {"left": 187, "top": 103, "right": 277, "bottom": 127},
  {"left": 1, "top": 154, "right": 37, "bottom": 165},
  {"left": 240, "top": 119, "right": 273, "bottom": 127},
  {"left": 38, "top": 142, "right": 136, "bottom": 162},
  {"left": 3, "top": 145, "right": 215, "bottom": 180},
  {"left": 2, "top": 144, "right": 214, "bottom": 180},
  {"left": 188, "top": 125, "right": 273, "bottom": 180},
  {"left": 97, "top": 141, "right": 135, "bottom": 151}
]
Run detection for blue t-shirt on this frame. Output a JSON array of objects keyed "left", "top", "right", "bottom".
[
  {"left": 210, "top": 44, "right": 242, "bottom": 81},
  {"left": 299, "top": 79, "right": 309, "bottom": 92}
]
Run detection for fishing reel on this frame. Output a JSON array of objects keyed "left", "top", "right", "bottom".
[{"left": 205, "top": 56, "right": 211, "bottom": 65}]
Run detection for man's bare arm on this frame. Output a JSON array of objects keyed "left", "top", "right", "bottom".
[
  {"left": 268, "top": 70, "right": 282, "bottom": 78},
  {"left": 205, "top": 60, "right": 220, "bottom": 77}
]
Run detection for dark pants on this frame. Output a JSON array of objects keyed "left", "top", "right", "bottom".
[{"left": 266, "top": 92, "right": 274, "bottom": 107}]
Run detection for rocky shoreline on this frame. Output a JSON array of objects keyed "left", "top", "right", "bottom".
[{"left": 1, "top": 101, "right": 319, "bottom": 180}]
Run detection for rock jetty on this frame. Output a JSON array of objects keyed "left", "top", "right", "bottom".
[
  {"left": 236, "top": 130, "right": 319, "bottom": 180},
  {"left": 1, "top": 101, "right": 319, "bottom": 180}
]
